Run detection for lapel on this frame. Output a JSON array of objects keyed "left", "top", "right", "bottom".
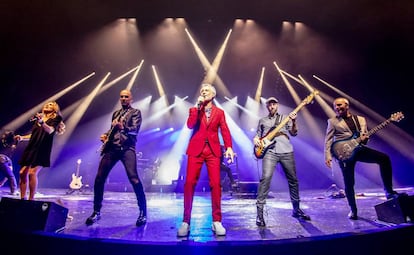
[{"left": 114, "top": 109, "right": 122, "bottom": 120}]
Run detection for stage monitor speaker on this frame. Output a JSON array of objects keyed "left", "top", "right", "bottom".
[
  {"left": 232, "top": 181, "right": 259, "bottom": 198},
  {"left": 0, "top": 197, "right": 69, "bottom": 232},
  {"left": 238, "top": 181, "right": 259, "bottom": 194},
  {"left": 374, "top": 194, "right": 414, "bottom": 224}
]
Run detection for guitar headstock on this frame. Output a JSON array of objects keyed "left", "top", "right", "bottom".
[
  {"left": 303, "top": 90, "right": 319, "bottom": 105},
  {"left": 390, "top": 112, "right": 404, "bottom": 122}
]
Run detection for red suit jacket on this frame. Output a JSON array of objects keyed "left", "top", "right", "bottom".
[{"left": 186, "top": 105, "right": 233, "bottom": 158}]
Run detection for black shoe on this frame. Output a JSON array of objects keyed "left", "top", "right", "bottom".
[
  {"left": 348, "top": 211, "right": 358, "bottom": 220},
  {"left": 256, "top": 214, "right": 266, "bottom": 227},
  {"left": 386, "top": 191, "right": 407, "bottom": 200},
  {"left": 136, "top": 211, "right": 147, "bottom": 227},
  {"left": 85, "top": 211, "right": 101, "bottom": 225},
  {"left": 292, "top": 209, "right": 311, "bottom": 221}
]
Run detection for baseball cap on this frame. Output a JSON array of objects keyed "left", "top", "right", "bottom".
[{"left": 266, "top": 97, "right": 279, "bottom": 104}]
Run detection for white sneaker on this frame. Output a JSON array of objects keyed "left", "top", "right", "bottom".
[
  {"left": 177, "top": 222, "right": 190, "bottom": 237},
  {"left": 8, "top": 190, "right": 19, "bottom": 196},
  {"left": 212, "top": 221, "right": 226, "bottom": 236}
]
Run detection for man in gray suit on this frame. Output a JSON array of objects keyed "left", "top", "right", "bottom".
[{"left": 324, "top": 97, "right": 404, "bottom": 220}]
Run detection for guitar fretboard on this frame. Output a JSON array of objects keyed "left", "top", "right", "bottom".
[{"left": 368, "top": 119, "right": 391, "bottom": 137}]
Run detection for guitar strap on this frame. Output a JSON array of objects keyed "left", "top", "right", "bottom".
[
  {"left": 351, "top": 115, "right": 361, "bottom": 133},
  {"left": 274, "top": 114, "right": 282, "bottom": 127},
  {"left": 352, "top": 114, "right": 369, "bottom": 145},
  {"left": 343, "top": 115, "right": 361, "bottom": 134},
  {"left": 273, "top": 114, "right": 289, "bottom": 140},
  {"left": 115, "top": 108, "right": 127, "bottom": 121}
]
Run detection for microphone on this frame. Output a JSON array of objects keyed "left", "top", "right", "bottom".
[
  {"left": 29, "top": 116, "right": 38, "bottom": 122},
  {"left": 197, "top": 96, "right": 205, "bottom": 110},
  {"left": 29, "top": 113, "right": 42, "bottom": 122}
]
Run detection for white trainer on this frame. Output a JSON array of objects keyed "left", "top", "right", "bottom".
[
  {"left": 177, "top": 222, "right": 190, "bottom": 237},
  {"left": 212, "top": 221, "right": 226, "bottom": 236}
]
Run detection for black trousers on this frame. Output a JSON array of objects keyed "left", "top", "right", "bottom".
[
  {"left": 338, "top": 145, "right": 393, "bottom": 212},
  {"left": 92, "top": 148, "right": 147, "bottom": 214}
]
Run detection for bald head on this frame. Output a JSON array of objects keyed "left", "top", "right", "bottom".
[
  {"left": 120, "top": 89, "right": 133, "bottom": 107},
  {"left": 333, "top": 97, "right": 350, "bottom": 117},
  {"left": 120, "top": 89, "right": 132, "bottom": 98}
]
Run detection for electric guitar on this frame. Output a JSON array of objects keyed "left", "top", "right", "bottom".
[
  {"left": 254, "top": 90, "right": 318, "bottom": 159},
  {"left": 69, "top": 159, "right": 83, "bottom": 190},
  {"left": 331, "top": 111, "right": 404, "bottom": 162},
  {"left": 98, "top": 109, "right": 129, "bottom": 155}
]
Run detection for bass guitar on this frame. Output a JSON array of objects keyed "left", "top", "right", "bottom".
[
  {"left": 69, "top": 159, "right": 83, "bottom": 190},
  {"left": 254, "top": 90, "right": 318, "bottom": 159},
  {"left": 331, "top": 111, "right": 404, "bottom": 162}
]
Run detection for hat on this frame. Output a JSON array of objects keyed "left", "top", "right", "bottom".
[{"left": 266, "top": 97, "right": 279, "bottom": 104}]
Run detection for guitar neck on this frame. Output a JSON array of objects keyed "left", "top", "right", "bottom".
[
  {"left": 355, "top": 117, "right": 392, "bottom": 144},
  {"left": 265, "top": 115, "right": 291, "bottom": 141},
  {"left": 368, "top": 118, "right": 392, "bottom": 137},
  {"left": 75, "top": 159, "right": 81, "bottom": 176},
  {"left": 264, "top": 98, "right": 309, "bottom": 141}
]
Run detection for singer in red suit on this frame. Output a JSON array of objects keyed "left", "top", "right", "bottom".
[{"left": 177, "top": 83, "right": 235, "bottom": 237}]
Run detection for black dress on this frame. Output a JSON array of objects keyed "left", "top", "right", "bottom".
[{"left": 19, "top": 115, "right": 62, "bottom": 167}]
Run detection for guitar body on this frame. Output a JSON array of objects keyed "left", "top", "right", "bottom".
[
  {"left": 69, "top": 174, "right": 83, "bottom": 190},
  {"left": 253, "top": 138, "right": 274, "bottom": 159},
  {"left": 331, "top": 136, "right": 361, "bottom": 162}
]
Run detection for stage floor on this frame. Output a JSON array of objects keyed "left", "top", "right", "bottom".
[{"left": 1, "top": 185, "right": 413, "bottom": 244}]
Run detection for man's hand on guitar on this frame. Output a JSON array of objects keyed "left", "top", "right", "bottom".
[
  {"left": 100, "top": 134, "right": 108, "bottom": 143},
  {"left": 288, "top": 112, "right": 297, "bottom": 120},
  {"left": 112, "top": 119, "right": 124, "bottom": 130},
  {"left": 253, "top": 136, "right": 261, "bottom": 147},
  {"left": 359, "top": 133, "right": 369, "bottom": 144},
  {"left": 325, "top": 159, "right": 332, "bottom": 169}
]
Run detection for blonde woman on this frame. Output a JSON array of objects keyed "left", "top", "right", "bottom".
[{"left": 15, "top": 101, "right": 65, "bottom": 200}]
